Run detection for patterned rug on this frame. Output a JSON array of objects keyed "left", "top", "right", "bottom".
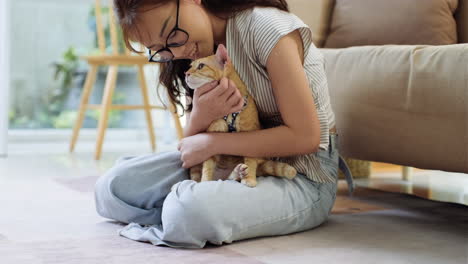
[{"left": 1, "top": 173, "right": 466, "bottom": 264}]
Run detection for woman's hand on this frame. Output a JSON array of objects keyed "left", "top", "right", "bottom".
[
  {"left": 192, "top": 77, "right": 245, "bottom": 123},
  {"left": 177, "top": 133, "right": 216, "bottom": 169}
]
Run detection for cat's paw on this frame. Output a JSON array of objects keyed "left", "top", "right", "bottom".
[
  {"left": 190, "top": 173, "right": 201, "bottom": 182},
  {"left": 241, "top": 177, "right": 257, "bottom": 187},
  {"left": 228, "top": 163, "right": 248, "bottom": 181}
]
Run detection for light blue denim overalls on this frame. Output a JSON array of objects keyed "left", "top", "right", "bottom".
[{"left": 94, "top": 132, "right": 355, "bottom": 248}]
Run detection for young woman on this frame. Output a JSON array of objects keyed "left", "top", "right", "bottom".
[{"left": 94, "top": 0, "right": 355, "bottom": 248}]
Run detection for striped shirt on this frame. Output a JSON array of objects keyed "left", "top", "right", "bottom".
[{"left": 225, "top": 6, "right": 337, "bottom": 183}]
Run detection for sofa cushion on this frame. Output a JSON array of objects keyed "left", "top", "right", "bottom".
[
  {"left": 321, "top": 44, "right": 468, "bottom": 174},
  {"left": 324, "top": 0, "right": 459, "bottom": 48},
  {"left": 288, "top": 0, "right": 334, "bottom": 48},
  {"left": 456, "top": 0, "right": 468, "bottom": 43}
]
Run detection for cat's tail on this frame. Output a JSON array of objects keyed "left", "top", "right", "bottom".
[{"left": 256, "top": 159, "right": 297, "bottom": 179}]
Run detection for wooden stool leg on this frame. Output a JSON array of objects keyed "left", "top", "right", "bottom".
[
  {"left": 402, "top": 166, "right": 412, "bottom": 181},
  {"left": 168, "top": 99, "right": 183, "bottom": 141},
  {"left": 95, "top": 65, "right": 119, "bottom": 160},
  {"left": 70, "top": 64, "right": 99, "bottom": 152},
  {"left": 137, "top": 64, "right": 156, "bottom": 152}
]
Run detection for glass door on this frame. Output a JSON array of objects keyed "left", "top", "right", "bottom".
[{"left": 0, "top": 0, "right": 10, "bottom": 157}]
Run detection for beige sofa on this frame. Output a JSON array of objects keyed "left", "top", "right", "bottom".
[{"left": 289, "top": 0, "right": 468, "bottom": 176}]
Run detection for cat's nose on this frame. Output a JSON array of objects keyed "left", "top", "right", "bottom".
[{"left": 185, "top": 71, "right": 190, "bottom": 76}]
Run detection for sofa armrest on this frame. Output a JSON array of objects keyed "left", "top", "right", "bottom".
[{"left": 321, "top": 44, "right": 468, "bottom": 174}]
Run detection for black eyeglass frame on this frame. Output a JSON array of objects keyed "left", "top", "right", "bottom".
[{"left": 148, "top": 0, "right": 189, "bottom": 63}]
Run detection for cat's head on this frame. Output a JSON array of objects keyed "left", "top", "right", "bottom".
[{"left": 185, "top": 44, "right": 231, "bottom": 90}]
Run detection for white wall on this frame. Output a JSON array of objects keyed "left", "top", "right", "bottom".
[{"left": 0, "top": 0, "right": 11, "bottom": 157}]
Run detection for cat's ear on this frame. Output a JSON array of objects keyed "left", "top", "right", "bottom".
[{"left": 215, "top": 44, "right": 230, "bottom": 67}]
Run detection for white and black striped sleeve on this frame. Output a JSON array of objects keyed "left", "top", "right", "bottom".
[{"left": 249, "top": 7, "right": 313, "bottom": 67}]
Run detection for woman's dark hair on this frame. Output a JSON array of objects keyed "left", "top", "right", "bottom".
[{"left": 114, "top": 0, "right": 289, "bottom": 117}]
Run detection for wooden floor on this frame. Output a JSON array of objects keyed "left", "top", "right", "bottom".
[
  {"left": 354, "top": 161, "right": 468, "bottom": 206},
  {"left": 371, "top": 162, "right": 426, "bottom": 173}
]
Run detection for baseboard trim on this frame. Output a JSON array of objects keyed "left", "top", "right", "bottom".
[{"left": 7, "top": 128, "right": 178, "bottom": 143}]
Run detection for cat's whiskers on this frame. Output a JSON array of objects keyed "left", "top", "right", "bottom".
[{"left": 186, "top": 75, "right": 215, "bottom": 89}]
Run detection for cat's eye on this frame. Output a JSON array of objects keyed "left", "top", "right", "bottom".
[{"left": 197, "top": 63, "right": 205, "bottom": 70}]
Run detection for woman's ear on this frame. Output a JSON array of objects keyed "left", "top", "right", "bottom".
[{"left": 215, "top": 44, "right": 230, "bottom": 66}]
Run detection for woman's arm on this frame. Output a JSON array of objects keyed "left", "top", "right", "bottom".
[
  {"left": 182, "top": 92, "right": 214, "bottom": 138},
  {"left": 182, "top": 79, "right": 243, "bottom": 138},
  {"left": 183, "top": 110, "right": 214, "bottom": 138},
  {"left": 182, "top": 110, "right": 192, "bottom": 137},
  {"left": 209, "top": 30, "right": 322, "bottom": 158}
]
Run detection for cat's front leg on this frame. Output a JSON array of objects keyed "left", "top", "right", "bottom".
[
  {"left": 189, "top": 164, "right": 202, "bottom": 182},
  {"left": 207, "top": 119, "right": 229, "bottom": 133},
  {"left": 200, "top": 119, "right": 227, "bottom": 182},
  {"left": 240, "top": 157, "right": 259, "bottom": 187},
  {"left": 201, "top": 156, "right": 217, "bottom": 182}
]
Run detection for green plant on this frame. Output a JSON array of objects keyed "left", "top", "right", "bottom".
[
  {"left": 8, "top": 110, "right": 15, "bottom": 123},
  {"left": 29, "top": 4, "right": 132, "bottom": 130},
  {"left": 51, "top": 91, "right": 125, "bottom": 129},
  {"left": 50, "top": 46, "right": 81, "bottom": 116}
]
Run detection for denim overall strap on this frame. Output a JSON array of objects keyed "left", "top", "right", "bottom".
[{"left": 330, "top": 132, "right": 355, "bottom": 196}]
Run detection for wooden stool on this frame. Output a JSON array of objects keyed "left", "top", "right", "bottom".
[{"left": 69, "top": 0, "right": 183, "bottom": 160}]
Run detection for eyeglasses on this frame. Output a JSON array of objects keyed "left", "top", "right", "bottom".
[{"left": 148, "top": 0, "right": 189, "bottom": 63}]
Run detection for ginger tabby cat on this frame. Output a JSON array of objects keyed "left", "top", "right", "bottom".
[{"left": 184, "top": 44, "right": 297, "bottom": 187}]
